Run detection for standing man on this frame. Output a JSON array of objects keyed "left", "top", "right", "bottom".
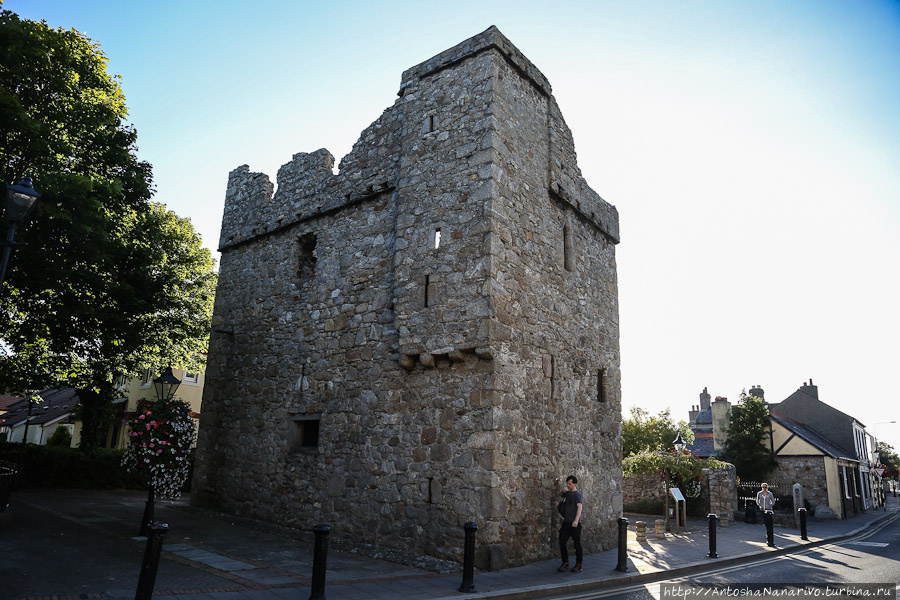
[{"left": 558, "top": 475, "right": 584, "bottom": 573}]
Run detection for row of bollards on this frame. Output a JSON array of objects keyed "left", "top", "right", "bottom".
[
  {"left": 139, "top": 507, "right": 824, "bottom": 600},
  {"left": 306, "top": 521, "right": 480, "bottom": 599}
]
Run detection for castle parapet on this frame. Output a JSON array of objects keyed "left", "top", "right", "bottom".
[
  {"left": 548, "top": 100, "right": 620, "bottom": 243},
  {"left": 399, "top": 25, "right": 551, "bottom": 98}
]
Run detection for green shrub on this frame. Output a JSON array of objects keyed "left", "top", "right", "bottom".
[
  {"left": 46, "top": 427, "right": 73, "bottom": 447},
  {"left": 0, "top": 442, "right": 146, "bottom": 489}
]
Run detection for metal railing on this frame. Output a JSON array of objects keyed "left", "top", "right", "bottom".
[
  {"left": 737, "top": 480, "right": 793, "bottom": 515},
  {"left": 0, "top": 459, "right": 17, "bottom": 512}
]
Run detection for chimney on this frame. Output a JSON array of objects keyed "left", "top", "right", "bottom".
[
  {"left": 749, "top": 384, "right": 765, "bottom": 400},
  {"left": 700, "top": 387, "right": 711, "bottom": 410},
  {"left": 801, "top": 379, "right": 818, "bottom": 398}
]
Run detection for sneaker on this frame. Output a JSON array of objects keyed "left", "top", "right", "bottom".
[
  {"left": 571, "top": 563, "right": 583, "bottom": 573},
  {"left": 557, "top": 562, "right": 570, "bottom": 572}
]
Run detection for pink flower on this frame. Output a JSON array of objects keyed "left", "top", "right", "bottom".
[{"left": 139, "top": 415, "right": 146, "bottom": 420}]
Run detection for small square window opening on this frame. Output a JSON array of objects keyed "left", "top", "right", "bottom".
[{"left": 290, "top": 417, "right": 321, "bottom": 452}]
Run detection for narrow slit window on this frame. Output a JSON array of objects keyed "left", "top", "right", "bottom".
[
  {"left": 434, "top": 228, "right": 442, "bottom": 249},
  {"left": 424, "top": 274, "right": 431, "bottom": 307},
  {"left": 563, "top": 225, "right": 574, "bottom": 272},
  {"left": 428, "top": 114, "right": 435, "bottom": 132},
  {"left": 598, "top": 368, "right": 607, "bottom": 403},
  {"left": 297, "top": 233, "right": 317, "bottom": 281}
]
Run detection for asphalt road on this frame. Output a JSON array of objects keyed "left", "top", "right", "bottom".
[{"left": 542, "top": 513, "right": 900, "bottom": 600}]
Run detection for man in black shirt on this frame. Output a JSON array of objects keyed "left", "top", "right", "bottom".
[{"left": 558, "top": 475, "right": 584, "bottom": 572}]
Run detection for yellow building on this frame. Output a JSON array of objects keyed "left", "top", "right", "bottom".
[{"left": 70, "top": 368, "right": 204, "bottom": 450}]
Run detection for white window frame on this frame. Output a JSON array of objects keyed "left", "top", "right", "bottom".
[{"left": 140, "top": 368, "right": 153, "bottom": 389}]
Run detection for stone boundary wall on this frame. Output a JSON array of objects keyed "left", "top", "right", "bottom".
[
  {"left": 623, "top": 463, "right": 736, "bottom": 526},
  {"left": 765, "top": 456, "right": 830, "bottom": 512}
]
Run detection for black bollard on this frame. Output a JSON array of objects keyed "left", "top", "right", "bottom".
[
  {"left": 139, "top": 484, "right": 155, "bottom": 537},
  {"left": 707, "top": 513, "right": 718, "bottom": 558},
  {"left": 615, "top": 517, "right": 629, "bottom": 572},
  {"left": 459, "top": 522, "right": 478, "bottom": 593},
  {"left": 135, "top": 521, "right": 168, "bottom": 600},
  {"left": 764, "top": 510, "right": 775, "bottom": 547},
  {"left": 798, "top": 507, "right": 808, "bottom": 540},
  {"left": 744, "top": 499, "right": 756, "bottom": 524},
  {"left": 309, "top": 524, "right": 330, "bottom": 600}
]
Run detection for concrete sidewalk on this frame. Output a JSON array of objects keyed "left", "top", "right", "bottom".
[{"left": 1, "top": 489, "right": 897, "bottom": 600}]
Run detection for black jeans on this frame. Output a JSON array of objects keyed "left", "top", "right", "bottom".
[{"left": 559, "top": 523, "right": 583, "bottom": 564}]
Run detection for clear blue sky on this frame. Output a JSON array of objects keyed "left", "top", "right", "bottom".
[{"left": 6, "top": 0, "right": 900, "bottom": 452}]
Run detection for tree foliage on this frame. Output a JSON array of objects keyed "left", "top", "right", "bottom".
[
  {"left": 622, "top": 406, "right": 695, "bottom": 457},
  {"left": 623, "top": 449, "right": 728, "bottom": 481},
  {"left": 623, "top": 449, "right": 727, "bottom": 527},
  {"left": 718, "top": 391, "right": 776, "bottom": 481},
  {"left": 0, "top": 10, "right": 217, "bottom": 450},
  {"left": 877, "top": 441, "right": 899, "bottom": 479}
]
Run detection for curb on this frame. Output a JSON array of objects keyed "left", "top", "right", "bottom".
[{"left": 432, "top": 509, "right": 900, "bottom": 600}]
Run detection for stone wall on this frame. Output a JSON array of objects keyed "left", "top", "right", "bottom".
[
  {"left": 623, "top": 472, "right": 666, "bottom": 506},
  {"left": 766, "top": 456, "right": 830, "bottom": 510},
  {"left": 702, "top": 464, "right": 737, "bottom": 525},
  {"left": 192, "top": 26, "right": 621, "bottom": 570},
  {"left": 623, "top": 463, "right": 736, "bottom": 526}
]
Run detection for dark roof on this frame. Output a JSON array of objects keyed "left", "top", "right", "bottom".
[
  {"left": 688, "top": 436, "right": 716, "bottom": 458},
  {"left": 773, "top": 387, "right": 858, "bottom": 456},
  {"left": 695, "top": 408, "right": 712, "bottom": 424},
  {"left": 1, "top": 389, "right": 78, "bottom": 427},
  {"left": 770, "top": 414, "right": 855, "bottom": 460},
  {"left": 0, "top": 394, "right": 21, "bottom": 411}
]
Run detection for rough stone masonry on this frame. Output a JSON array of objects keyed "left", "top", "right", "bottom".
[{"left": 192, "top": 25, "right": 622, "bottom": 570}]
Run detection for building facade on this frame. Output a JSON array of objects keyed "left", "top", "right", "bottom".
[
  {"left": 192, "top": 27, "right": 622, "bottom": 569},
  {"left": 687, "top": 380, "right": 880, "bottom": 518}
]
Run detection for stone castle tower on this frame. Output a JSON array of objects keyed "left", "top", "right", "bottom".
[{"left": 192, "top": 26, "right": 622, "bottom": 569}]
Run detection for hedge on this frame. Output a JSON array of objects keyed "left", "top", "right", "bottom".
[{"left": 0, "top": 442, "right": 145, "bottom": 490}]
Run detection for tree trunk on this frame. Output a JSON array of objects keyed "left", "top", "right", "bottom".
[{"left": 77, "top": 385, "right": 115, "bottom": 452}]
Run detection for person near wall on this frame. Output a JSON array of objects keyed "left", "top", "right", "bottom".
[
  {"left": 558, "top": 475, "right": 584, "bottom": 573},
  {"left": 756, "top": 482, "right": 776, "bottom": 520}
]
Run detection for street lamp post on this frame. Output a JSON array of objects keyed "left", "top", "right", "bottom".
[
  {"left": 665, "top": 432, "right": 687, "bottom": 532},
  {"left": 1, "top": 174, "right": 41, "bottom": 292},
  {"left": 139, "top": 367, "right": 181, "bottom": 536}
]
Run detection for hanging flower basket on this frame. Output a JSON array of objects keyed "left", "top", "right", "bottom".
[{"left": 122, "top": 397, "right": 196, "bottom": 499}]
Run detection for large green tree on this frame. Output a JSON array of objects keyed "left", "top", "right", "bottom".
[
  {"left": 622, "top": 406, "right": 694, "bottom": 457},
  {"left": 877, "top": 441, "right": 899, "bottom": 479},
  {"left": 0, "top": 10, "right": 216, "bottom": 450},
  {"left": 718, "top": 391, "right": 776, "bottom": 480}
]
